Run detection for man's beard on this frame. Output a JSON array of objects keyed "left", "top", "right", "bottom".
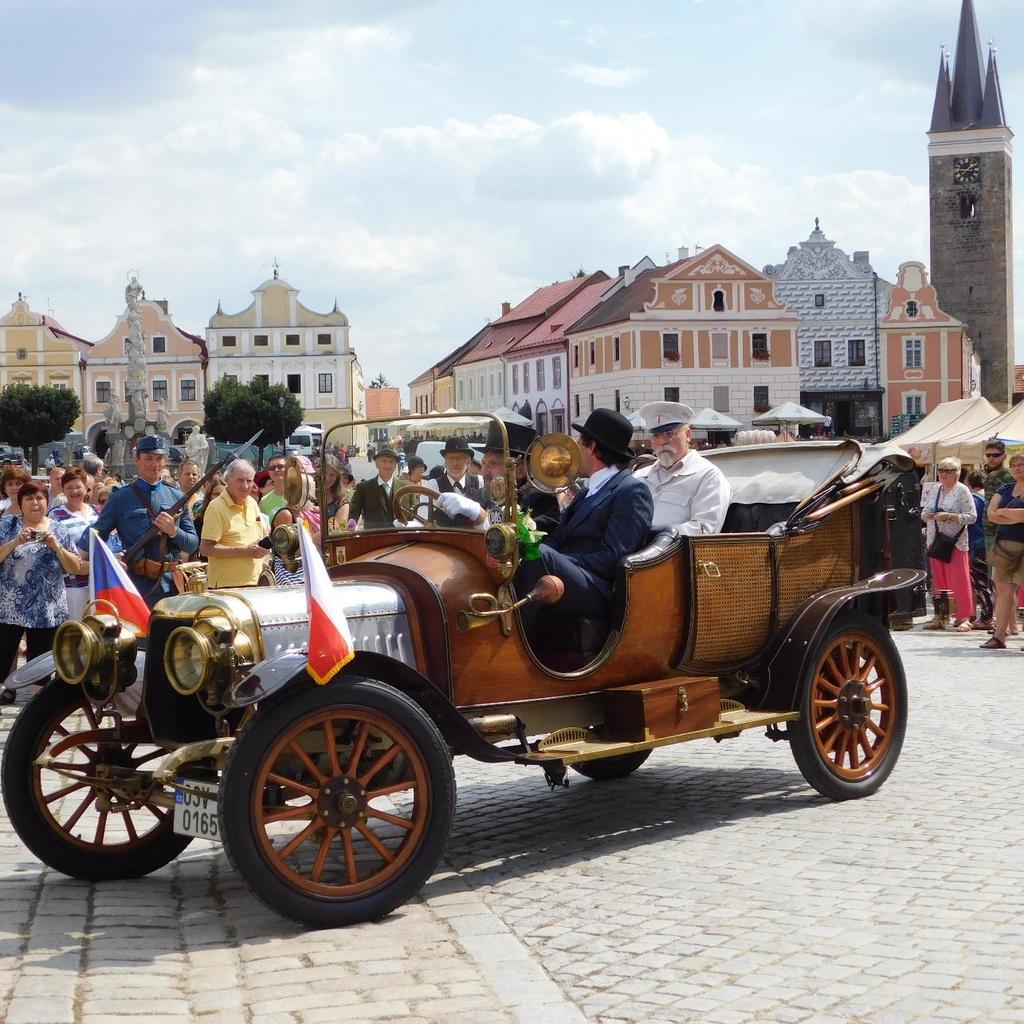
[{"left": 657, "top": 447, "right": 678, "bottom": 468}]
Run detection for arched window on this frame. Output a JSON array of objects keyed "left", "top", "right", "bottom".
[
  {"left": 960, "top": 194, "right": 977, "bottom": 220},
  {"left": 713, "top": 289, "right": 726, "bottom": 312}
]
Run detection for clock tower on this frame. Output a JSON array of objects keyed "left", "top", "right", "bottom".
[{"left": 928, "top": 0, "right": 1013, "bottom": 406}]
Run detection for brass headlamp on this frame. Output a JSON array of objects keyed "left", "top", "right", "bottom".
[
  {"left": 164, "top": 605, "right": 257, "bottom": 710},
  {"left": 271, "top": 523, "right": 300, "bottom": 571},
  {"left": 53, "top": 600, "right": 138, "bottom": 704}
]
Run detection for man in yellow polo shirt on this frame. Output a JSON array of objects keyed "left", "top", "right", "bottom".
[{"left": 199, "top": 459, "right": 269, "bottom": 588}]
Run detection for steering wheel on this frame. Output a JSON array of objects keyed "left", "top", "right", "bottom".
[{"left": 393, "top": 485, "right": 440, "bottom": 528}]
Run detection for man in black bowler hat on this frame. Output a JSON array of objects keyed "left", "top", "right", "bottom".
[
  {"left": 433, "top": 437, "right": 488, "bottom": 528},
  {"left": 513, "top": 408, "right": 653, "bottom": 633},
  {"left": 479, "top": 419, "right": 559, "bottom": 528}
]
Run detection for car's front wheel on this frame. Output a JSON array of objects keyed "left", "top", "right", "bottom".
[{"left": 220, "top": 678, "right": 456, "bottom": 927}]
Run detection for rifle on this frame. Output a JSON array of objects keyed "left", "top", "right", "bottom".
[{"left": 121, "top": 430, "right": 264, "bottom": 565}]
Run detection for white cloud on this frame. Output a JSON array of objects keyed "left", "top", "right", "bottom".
[{"left": 564, "top": 63, "right": 647, "bottom": 87}]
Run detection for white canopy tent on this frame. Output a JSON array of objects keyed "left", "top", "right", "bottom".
[
  {"left": 752, "top": 402, "right": 827, "bottom": 427},
  {"left": 933, "top": 401, "right": 1024, "bottom": 464},
  {"left": 688, "top": 408, "right": 742, "bottom": 431},
  {"left": 891, "top": 397, "right": 1001, "bottom": 465}
]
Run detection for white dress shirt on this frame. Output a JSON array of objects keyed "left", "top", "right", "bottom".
[
  {"left": 635, "top": 449, "right": 732, "bottom": 535},
  {"left": 584, "top": 465, "right": 619, "bottom": 499}
]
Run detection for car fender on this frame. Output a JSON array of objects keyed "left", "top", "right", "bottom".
[
  {"left": 756, "top": 568, "right": 926, "bottom": 712},
  {"left": 228, "top": 648, "right": 514, "bottom": 764}
]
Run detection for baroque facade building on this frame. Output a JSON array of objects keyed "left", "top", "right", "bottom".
[
  {"left": 763, "top": 221, "right": 892, "bottom": 439},
  {"left": 928, "top": 0, "right": 1013, "bottom": 406},
  {"left": 568, "top": 245, "right": 799, "bottom": 426},
  {"left": 206, "top": 273, "right": 364, "bottom": 441}
]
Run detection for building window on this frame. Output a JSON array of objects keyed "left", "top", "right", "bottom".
[
  {"left": 848, "top": 339, "right": 866, "bottom": 366},
  {"left": 664, "top": 387, "right": 680, "bottom": 403},
  {"left": 317, "top": 333, "right": 331, "bottom": 345},
  {"left": 711, "top": 332, "right": 729, "bottom": 362},
  {"left": 318, "top": 373, "right": 333, "bottom": 394},
  {"left": 712, "top": 385, "right": 730, "bottom": 413},
  {"left": 180, "top": 379, "right": 196, "bottom": 402},
  {"left": 552, "top": 358, "right": 562, "bottom": 388},
  {"left": 814, "top": 294, "right": 825, "bottom": 308},
  {"left": 663, "top": 333, "right": 680, "bottom": 360},
  {"left": 752, "top": 333, "right": 769, "bottom": 360},
  {"left": 253, "top": 334, "right": 268, "bottom": 347},
  {"left": 286, "top": 334, "right": 300, "bottom": 346},
  {"left": 489, "top": 374, "right": 495, "bottom": 397},
  {"left": 960, "top": 194, "right": 977, "bottom": 220},
  {"left": 905, "top": 338, "right": 923, "bottom": 368},
  {"left": 589, "top": 393, "right": 595, "bottom": 412},
  {"left": 124, "top": 338, "right": 131, "bottom": 355},
  {"left": 905, "top": 301, "right": 919, "bottom": 318},
  {"left": 252, "top": 374, "right": 269, "bottom": 387},
  {"left": 51, "top": 382, "right": 67, "bottom": 390},
  {"left": 286, "top": 373, "right": 301, "bottom": 394},
  {"left": 152, "top": 336, "right": 166, "bottom": 354},
  {"left": 589, "top": 341, "right": 595, "bottom": 366},
  {"left": 712, "top": 289, "right": 725, "bottom": 312},
  {"left": 152, "top": 380, "right": 168, "bottom": 402},
  {"left": 753, "top": 386, "right": 770, "bottom": 413},
  {"left": 613, "top": 336, "right": 620, "bottom": 362},
  {"left": 814, "top": 339, "right": 832, "bottom": 367},
  {"left": 468, "top": 379, "right": 474, "bottom": 400},
  {"left": 614, "top": 389, "right": 621, "bottom": 412},
  {"left": 222, "top": 335, "right": 237, "bottom": 347},
  {"left": 574, "top": 394, "right": 580, "bottom": 417},
  {"left": 95, "top": 381, "right": 111, "bottom": 403},
  {"left": 536, "top": 359, "right": 545, "bottom": 390},
  {"left": 573, "top": 346, "right": 579, "bottom": 369},
  {"left": 512, "top": 365, "right": 518, "bottom": 395},
  {"left": 458, "top": 380, "right": 464, "bottom": 403},
  {"left": 905, "top": 394, "right": 924, "bottom": 416},
  {"left": 15, "top": 348, "right": 26, "bottom": 360},
  {"left": 523, "top": 363, "right": 530, "bottom": 392}
]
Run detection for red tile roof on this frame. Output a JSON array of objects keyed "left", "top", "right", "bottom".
[
  {"left": 457, "top": 320, "right": 530, "bottom": 366},
  {"left": 567, "top": 259, "right": 690, "bottom": 334},
  {"left": 495, "top": 277, "right": 592, "bottom": 324},
  {"left": 1015, "top": 365, "right": 1024, "bottom": 395},
  {"left": 43, "top": 316, "right": 94, "bottom": 347},
  {"left": 178, "top": 327, "right": 210, "bottom": 366},
  {"left": 365, "top": 387, "right": 401, "bottom": 419},
  {"left": 508, "top": 279, "right": 612, "bottom": 354}
]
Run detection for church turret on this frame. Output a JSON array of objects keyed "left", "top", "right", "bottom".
[
  {"left": 949, "top": 0, "right": 986, "bottom": 127},
  {"left": 979, "top": 47, "right": 1007, "bottom": 128},
  {"left": 930, "top": 51, "right": 952, "bottom": 133}
]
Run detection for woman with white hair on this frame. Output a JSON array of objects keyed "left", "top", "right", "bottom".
[{"left": 921, "top": 457, "right": 976, "bottom": 630}]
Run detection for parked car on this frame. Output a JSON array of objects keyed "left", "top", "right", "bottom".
[{"left": 2, "top": 416, "right": 924, "bottom": 928}]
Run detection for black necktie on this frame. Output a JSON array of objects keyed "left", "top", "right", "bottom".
[{"left": 454, "top": 481, "right": 464, "bottom": 494}]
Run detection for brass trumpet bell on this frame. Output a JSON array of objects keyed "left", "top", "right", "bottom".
[
  {"left": 526, "top": 433, "right": 581, "bottom": 494},
  {"left": 283, "top": 457, "right": 314, "bottom": 508}
]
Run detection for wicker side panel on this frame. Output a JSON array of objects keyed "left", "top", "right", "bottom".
[
  {"left": 688, "top": 538, "right": 773, "bottom": 666},
  {"left": 776, "top": 507, "right": 855, "bottom": 624}
]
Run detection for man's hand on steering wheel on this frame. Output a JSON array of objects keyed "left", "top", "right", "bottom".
[{"left": 392, "top": 484, "right": 440, "bottom": 527}]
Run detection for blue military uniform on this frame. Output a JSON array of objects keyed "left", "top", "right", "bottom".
[{"left": 82, "top": 437, "right": 199, "bottom": 606}]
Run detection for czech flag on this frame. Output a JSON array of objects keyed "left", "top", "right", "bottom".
[
  {"left": 88, "top": 530, "right": 151, "bottom": 637},
  {"left": 297, "top": 520, "right": 355, "bottom": 684}
]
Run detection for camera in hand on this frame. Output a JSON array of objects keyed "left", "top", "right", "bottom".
[
  {"left": 28, "top": 530, "right": 42, "bottom": 541},
  {"left": 257, "top": 536, "right": 273, "bottom": 550}
]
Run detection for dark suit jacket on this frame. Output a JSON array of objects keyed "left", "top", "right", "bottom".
[
  {"left": 349, "top": 478, "right": 397, "bottom": 530},
  {"left": 544, "top": 469, "right": 654, "bottom": 600}
]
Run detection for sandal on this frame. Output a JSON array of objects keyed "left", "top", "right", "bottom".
[
  {"left": 955, "top": 620, "right": 973, "bottom": 632},
  {"left": 970, "top": 620, "right": 992, "bottom": 630},
  {"left": 922, "top": 620, "right": 946, "bottom": 630},
  {"left": 979, "top": 637, "right": 1006, "bottom": 649}
]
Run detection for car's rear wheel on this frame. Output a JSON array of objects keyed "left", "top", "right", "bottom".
[
  {"left": 1, "top": 682, "right": 190, "bottom": 879},
  {"left": 788, "top": 613, "right": 907, "bottom": 801},
  {"left": 571, "top": 749, "right": 652, "bottom": 781},
  {"left": 220, "top": 678, "right": 456, "bottom": 927}
]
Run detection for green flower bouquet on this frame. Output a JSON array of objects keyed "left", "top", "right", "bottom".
[{"left": 517, "top": 511, "right": 546, "bottom": 561}]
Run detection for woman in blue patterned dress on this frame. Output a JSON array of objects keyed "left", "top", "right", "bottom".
[
  {"left": 48, "top": 468, "right": 98, "bottom": 622},
  {"left": 0, "top": 481, "right": 81, "bottom": 704}
]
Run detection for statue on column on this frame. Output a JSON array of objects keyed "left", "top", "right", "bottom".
[
  {"left": 185, "top": 425, "right": 210, "bottom": 472},
  {"left": 124, "top": 271, "right": 148, "bottom": 428}
]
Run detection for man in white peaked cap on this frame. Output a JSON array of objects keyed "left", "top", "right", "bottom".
[{"left": 634, "top": 401, "right": 731, "bottom": 536}]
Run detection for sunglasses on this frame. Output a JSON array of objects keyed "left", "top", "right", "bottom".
[
  {"left": 937, "top": 468, "right": 957, "bottom": 473},
  {"left": 986, "top": 452, "right": 1004, "bottom": 459}
]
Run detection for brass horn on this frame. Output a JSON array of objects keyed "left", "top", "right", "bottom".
[{"left": 526, "top": 433, "right": 582, "bottom": 495}]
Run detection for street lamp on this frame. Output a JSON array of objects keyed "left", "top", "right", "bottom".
[{"left": 277, "top": 396, "right": 286, "bottom": 456}]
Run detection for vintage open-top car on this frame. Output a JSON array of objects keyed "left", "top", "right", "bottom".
[{"left": 1, "top": 415, "right": 925, "bottom": 926}]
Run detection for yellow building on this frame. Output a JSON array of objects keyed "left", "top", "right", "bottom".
[{"left": 0, "top": 295, "right": 92, "bottom": 430}]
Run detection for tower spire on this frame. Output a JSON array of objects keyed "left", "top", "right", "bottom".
[
  {"left": 949, "top": 0, "right": 986, "bottom": 127},
  {"left": 979, "top": 45, "right": 1007, "bottom": 127},
  {"left": 930, "top": 48, "right": 952, "bottom": 132}
]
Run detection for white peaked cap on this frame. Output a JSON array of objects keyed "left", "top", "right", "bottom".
[{"left": 638, "top": 401, "right": 696, "bottom": 430}]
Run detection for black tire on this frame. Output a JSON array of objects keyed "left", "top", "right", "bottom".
[
  {"left": 571, "top": 749, "right": 652, "bottom": 781},
  {"left": 1, "top": 682, "right": 191, "bottom": 880},
  {"left": 220, "top": 678, "right": 456, "bottom": 927},
  {"left": 788, "top": 612, "right": 907, "bottom": 801}
]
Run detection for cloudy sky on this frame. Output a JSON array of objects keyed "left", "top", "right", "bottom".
[{"left": 3, "top": 0, "right": 1021, "bottom": 400}]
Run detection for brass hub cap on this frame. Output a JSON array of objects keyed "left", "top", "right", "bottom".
[
  {"left": 837, "top": 680, "right": 870, "bottom": 730},
  {"left": 317, "top": 776, "right": 367, "bottom": 828}
]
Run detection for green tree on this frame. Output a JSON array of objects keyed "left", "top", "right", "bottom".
[
  {"left": 369, "top": 373, "right": 391, "bottom": 389},
  {"left": 0, "top": 384, "right": 81, "bottom": 471},
  {"left": 203, "top": 377, "right": 303, "bottom": 467}
]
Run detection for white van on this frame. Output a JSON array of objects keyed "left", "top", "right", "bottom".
[
  {"left": 286, "top": 424, "right": 323, "bottom": 457},
  {"left": 411, "top": 440, "right": 486, "bottom": 473}
]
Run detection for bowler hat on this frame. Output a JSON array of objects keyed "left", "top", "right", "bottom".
[
  {"left": 136, "top": 435, "right": 168, "bottom": 455},
  {"left": 571, "top": 408, "right": 635, "bottom": 461},
  {"left": 441, "top": 437, "right": 473, "bottom": 456},
  {"left": 482, "top": 419, "right": 538, "bottom": 457}
]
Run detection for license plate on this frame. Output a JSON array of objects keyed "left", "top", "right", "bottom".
[{"left": 174, "top": 776, "right": 222, "bottom": 842}]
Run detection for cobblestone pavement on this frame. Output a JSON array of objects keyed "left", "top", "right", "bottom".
[{"left": 1, "top": 629, "right": 1023, "bottom": 1024}]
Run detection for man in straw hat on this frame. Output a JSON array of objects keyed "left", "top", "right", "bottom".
[
  {"left": 634, "top": 401, "right": 731, "bottom": 536},
  {"left": 513, "top": 408, "right": 653, "bottom": 632}
]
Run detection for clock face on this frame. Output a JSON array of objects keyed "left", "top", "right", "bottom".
[{"left": 953, "top": 156, "right": 980, "bottom": 185}]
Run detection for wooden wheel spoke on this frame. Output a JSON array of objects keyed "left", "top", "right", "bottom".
[
  {"left": 848, "top": 735, "right": 860, "bottom": 770},
  {"left": 286, "top": 740, "right": 326, "bottom": 784},
  {"left": 52, "top": 723, "right": 70, "bottom": 738},
  {"left": 822, "top": 657, "right": 845, "bottom": 689},
  {"left": 308, "top": 828, "right": 338, "bottom": 884},
  {"left": 263, "top": 802, "right": 316, "bottom": 824},
  {"left": 149, "top": 805, "right": 170, "bottom": 822},
  {"left": 45, "top": 760, "right": 91, "bottom": 772},
  {"left": 857, "top": 726, "right": 874, "bottom": 762},
  {"left": 848, "top": 640, "right": 862, "bottom": 676},
  {"left": 323, "top": 720, "right": 341, "bottom": 777},
  {"left": 860, "top": 653, "right": 877, "bottom": 680},
  {"left": 865, "top": 718, "right": 885, "bottom": 739},
  {"left": 865, "top": 677, "right": 887, "bottom": 694},
  {"left": 63, "top": 791, "right": 96, "bottom": 832},
  {"left": 345, "top": 721, "right": 370, "bottom": 777},
  {"left": 365, "top": 807, "right": 415, "bottom": 831},
  {"left": 277, "top": 818, "right": 322, "bottom": 860},
  {"left": 814, "top": 713, "right": 838, "bottom": 732},
  {"left": 81, "top": 703, "right": 100, "bottom": 729},
  {"left": 121, "top": 810, "right": 138, "bottom": 841},
  {"left": 341, "top": 827, "right": 359, "bottom": 884},
  {"left": 367, "top": 779, "right": 417, "bottom": 799},
  {"left": 356, "top": 819, "right": 396, "bottom": 863},
  {"left": 820, "top": 724, "right": 842, "bottom": 756},
  {"left": 94, "top": 809, "right": 109, "bottom": 844},
  {"left": 812, "top": 697, "right": 838, "bottom": 709},
  {"left": 358, "top": 742, "right": 401, "bottom": 787},
  {"left": 267, "top": 772, "right": 319, "bottom": 799},
  {"left": 872, "top": 703, "right": 890, "bottom": 712},
  {"left": 43, "top": 781, "right": 87, "bottom": 804}
]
